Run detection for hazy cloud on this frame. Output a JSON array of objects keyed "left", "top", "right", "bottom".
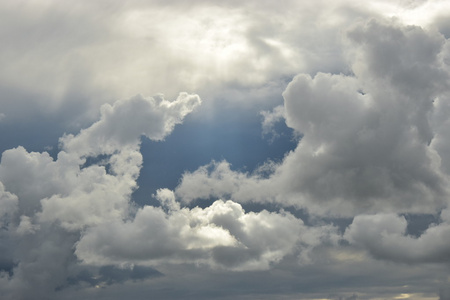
[{"left": 260, "top": 105, "right": 286, "bottom": 141}]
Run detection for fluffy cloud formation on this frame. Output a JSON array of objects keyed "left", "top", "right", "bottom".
[
  {"left": 2, "top": 1, "right": 450, "bottom": 299},
  {"left": 76, "top": 189, "right": 336, "bottom": 271},
  {"left": 0, "top": 93, "right": 200, "bottom": 298},
  {"left": 61, "top": 93, "right": 201, "bottom": 156},
  {"left": 344, "top": 212, "right": 450, "bottom": 263},
  {"left": 0, "top": 93, "right": 201, "bottom": 230},
  {"left": 176, "top": 19, "right": 450, "bottom": 217},
  {"left": 0, "top": 90, "right": 338, "bottom": 298}
]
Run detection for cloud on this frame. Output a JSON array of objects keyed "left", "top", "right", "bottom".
[
  {"left": 175, "top": 19, "right": 450, "bottom": 217},
  {"left": 0, "top": 0, "right": 446, "bottom": 137},
  {"left": 260, "top": 105, "right": 286, "bottom": 141},
  {"left": 344, "top": 212, "right": 450, "bottom": 263},
  {"left": 75, "top": 188, "right": 338, "bottom": 271},
  {"left": 0, "top": 92, "right": 200, "bottom": 298},
  {"left": 2, "top": 1, "right": 450, "bottom": 299},
  {"left": 0, "top": 87, "right": 341, "bottom": 299},
  {"left": 65, "top": 265, "right": 162, "bottom": 289},
  {"left": 0, "top": 182, "right": 17, "bottom": 227},
  {"left": 0, "top": 147, "right": 83, "bottom": 217},
  {"left": 0, "top": 93, "right": 200, "bottom": 231},
  {"left": 61, "top": 93, "right": 201, "bottom": 157},
  {"left": 175, "top": 160, "right": 271, "bottom": 204},
  {"left": 0, "top": 0, "right": 375, "bottom": 137}
]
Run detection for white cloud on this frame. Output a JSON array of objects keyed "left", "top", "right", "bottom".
[
  {"left": 75, "top": 188, "right": 337, "bottom": 271},
  {"left": 0, "top": 147, "right": 83, "bottom": 217},
  {"left": 0, "top": 91, "right": 200, "bottom": 297},
  {"left": 61, "top": 93, "right": 201, "bottom": 157},
  {"left": 1, "top": 1, "right": 450, "bottom": 299},
  {"left": 176, "top": 161, "right": 270, "bottom": 204},
  {"left": 0, "top": 92, "right": 200, "bottom": 231},
  {"left": 175, "top": 19, "right": 450, "bottom": 217},
  {"left": 40, "top": 93, "right": 199, "bottom": 231},
  {"left": 344, "top": 213, "right": 450, "bottom": 263}
]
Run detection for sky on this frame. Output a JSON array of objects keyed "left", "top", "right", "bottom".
[{"left": 1, "top": 0, "right": 450, "bottom": 299}]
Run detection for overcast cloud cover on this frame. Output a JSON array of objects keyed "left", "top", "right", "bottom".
[{"left": 2, "top": 0, "right": 450, "bottom": 299}]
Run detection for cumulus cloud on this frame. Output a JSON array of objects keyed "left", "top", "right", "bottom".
[
  {"left": 0, "top": 89, "right": 338, "bottom": 297},
  {"left": 0, "top": 147, "right": 84, "bottom": 217},
  {"left": 0, "top": 93, "right": 200, "bottom": 232},
  {"left": 61, "top": 93, "right": 201, "bottom": 156},
  {"left": 0, "top": 92, "right": 200, "bottom": 298},
  {"left": 0, "top": 87, "right": 344, "bottom": 298},
  {"left": 344, "top": 212, "right": 450, "bottom": 263},
  {"left": 3, "top": 1, "right": 450, "bottom": 299},
  {"left": 175, "top": 19, "right": 450, "bottom": 217},
  {"left": 75, "top": 188, "right": 332, "bottom": 271}
]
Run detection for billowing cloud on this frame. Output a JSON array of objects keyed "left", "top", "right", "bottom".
[
  {"left": 76, "top": 188, "right": 336, "bottom": 271},
  {"left": 0, "top": 93, "right": 200, "bottom": 230},
  {"left": 0, "top": 87, "right": 341, "bottom": 299},
  {"left": 344, "top": 212, "right": 450, "bottom": 263},
  {"left": 2, "top": 1, "right": 450, "bottom": 299},
  {"left": 0, "top": 92, "right": 200, "bottom": 298},
  {"left": 61, "top": 93, "right": 201, "bottom": 156},
  {"left": 176, "top": 19, "right": 450, "bottom": 217}
]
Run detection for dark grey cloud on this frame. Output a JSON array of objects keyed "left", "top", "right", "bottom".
[
  {"left": 440, "top": 287, "right": 450, "bottom": 300},
  {"left": 65, "top": 265, "right": 162, "bottom": 288}
]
